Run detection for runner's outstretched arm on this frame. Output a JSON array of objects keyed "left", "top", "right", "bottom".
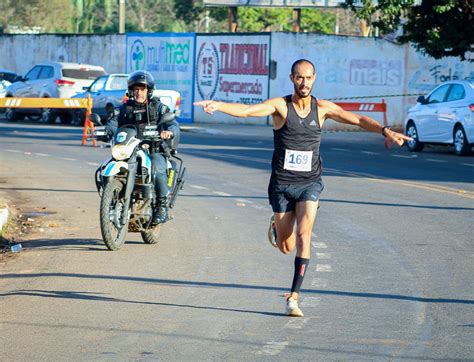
[
  {"left": 194, "top": 99, "right": 278, "bottom": 118},
  {"left": 319, "top": 99, "right": 411, "bottom": 147}
]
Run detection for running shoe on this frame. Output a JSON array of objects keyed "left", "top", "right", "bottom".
[
  {"left": 286, "top": 297, "right": 304, "bottom": 317},
  {"left": 267, "top": 215, "right": 277, "bottom": 248}
]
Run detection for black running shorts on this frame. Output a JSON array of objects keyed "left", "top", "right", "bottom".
[{"left": 268, "top": 179, "right": 324, "bottom": 213}]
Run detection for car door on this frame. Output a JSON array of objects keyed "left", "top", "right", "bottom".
[
  {"left": 35, "top": 66, "right": 55, "bottom": 97},
  {"left": 15, "top": 66, "right": 42, "bottom": 97},
  {"left": 418, "top": 84, "right": 451, "bottom": 141},
  {"left": 87, "top": 76, "right": 107, "bottom": 114},
  {"left": 437, "top": 84, "right": 467, "bottom": 143}
]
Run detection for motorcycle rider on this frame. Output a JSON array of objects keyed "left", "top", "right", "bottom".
[{"left": 104, "top": 70, "right": 180, "bottom": 224}]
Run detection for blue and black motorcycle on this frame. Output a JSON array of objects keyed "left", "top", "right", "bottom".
[{"left": 92, "top": 113, "right": 185, "bottom": 251}]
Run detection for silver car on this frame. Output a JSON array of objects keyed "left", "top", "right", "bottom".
[
  {"left": 405, "top": 80, "right": 474, "bottom": 155},
  {"left": 5, "top": 61, "right": 106, "bottom": 123},
  {"left": 72, "top": 73, "right": 182, "bottom": 126}
]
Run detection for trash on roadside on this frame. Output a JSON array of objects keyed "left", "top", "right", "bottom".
[{"left": 9, "top": 243, "right": 22, "bottom": 253}]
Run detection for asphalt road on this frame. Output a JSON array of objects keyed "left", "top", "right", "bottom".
[{"left": 0, "top": 120, "right": 473, "bottom": 360}]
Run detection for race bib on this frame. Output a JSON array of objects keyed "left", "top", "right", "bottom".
[{"left": 283, "top": 149, "right": 312, "bottom": 172}]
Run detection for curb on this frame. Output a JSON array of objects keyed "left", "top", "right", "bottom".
[{"left": 0, "top": 206, "right": 9, "bottom": 232}]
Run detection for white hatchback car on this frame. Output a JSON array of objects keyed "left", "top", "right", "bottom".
[
  {"left": 405, "top": 80, "right": 474, "bottom": 155},
  {"left": 5, "top": 61, "right": 106, "bottom": 123}
]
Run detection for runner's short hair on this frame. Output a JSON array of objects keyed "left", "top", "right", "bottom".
[{"left": 291, "top": 59, "right": 315, "bottom": 75}]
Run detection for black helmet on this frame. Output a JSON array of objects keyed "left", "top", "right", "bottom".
[{"left": 127, "top": 70, "right": 155, "bottom": 91}]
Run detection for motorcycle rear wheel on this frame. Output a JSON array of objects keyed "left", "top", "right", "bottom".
[
  {"left": 141, "top": 225, "right": 162, "bottom": 244},
  {"left": 100, "top": 178, "right": 128, "bottom": 251}
]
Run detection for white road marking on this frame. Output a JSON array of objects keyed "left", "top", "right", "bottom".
[
  {"left": 6, "top": 149, "right": 21, "bottom": 153},
  {"left": 258, "top": 341, "right": 289, "bottom": 356},
  {"left": 285, "top": 318, "right": 310, "bottom": 330},
  {"left": 361, "top": 151, "right": 380, "bottom": 155},
  {"left": 461, "top": 163, "right": 474, "bottom": 167},
  {"left": 311, "top": 278, "right": 328, "bottom": 288},
  {"left": 312, "top": 241, "right": 327, "bottom": 249},
  {"left": 426, "top": 158, "right": 447, "bottom": 163},
  {"left": 316, "top": 264, "right": 332, "bottom": 272},
  {"left": 188, "top": 184, "right": 209, "bottom": 190},
  {"left": 212, "top": 191, "right": 233, "bottom": 197},
  {"left": 391, "top": 154, "right": 418, "bottom": 158},
  {"left": 87, "top": 162, "right": 100, "bottom": 167},
  {"left": 251, "top": 204, "right": 268, "bottom": 211},
  {"left": 330, "top": 148, "right": 350, "bottom": 152},
  {"left": 33, "top": 153, "right": 49, "bottom": 157},
  {"left": 60, "top": 157, "right": 77, "bottom": 161},
  {"left": 315, "top": 252, "right": 331, "bottom": 259},
  {"left": 300, "top": 297, "right": 321, "bottom": 307},
  {"left": 234, "top": 198, "right": 253, "bottom": 204}
]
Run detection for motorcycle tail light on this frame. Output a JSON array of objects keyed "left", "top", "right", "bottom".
[{"left": 469, "top": 104, "right": 474, "bottom": 112}]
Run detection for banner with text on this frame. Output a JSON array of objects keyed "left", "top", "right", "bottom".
[
  {"left": 126, "top": 33, "right": 195, "bottom": 123},
  {"left": 194, "top": 34, "right": 270, "bottom": 124}
]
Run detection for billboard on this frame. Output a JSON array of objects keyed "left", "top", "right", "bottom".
[
  {"left": 126, "top": 33, "right": 195, "bottom": 123},
  {"left": 204, "top": 0, "right": 365, "bottom": 7},
  {"left": 194, "top": 34, "right": 270, "bottom": 123}
]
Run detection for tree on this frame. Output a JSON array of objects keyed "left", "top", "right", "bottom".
[
  {"left": 399, "top": 0, "right": 473, "bottom": 61},
  {"left": 343, "top": 0, "right": 473, "bottom": 61},
  {"left": 174, "top": 0, "right": 227, "bottom": 32}
]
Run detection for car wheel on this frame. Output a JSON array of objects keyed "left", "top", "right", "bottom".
[
  {"left": 5, "top": 108, "right": 19, "bottom": 122},
  {"left": 453, "top": 125, "right": 471, "bottom": 156},
  {"left": 40, "top": 108, "right": 56, "bottom": 123},
  {"left": 71, "top": 109, "right": 85, "bottom": 126},
  {"left": 406, "top": 121, "right": 424, "bottom": 152}
]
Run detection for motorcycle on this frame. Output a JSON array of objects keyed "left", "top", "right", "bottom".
[{"left": 91, "top": 112, "right": 185, "bottom": 251}]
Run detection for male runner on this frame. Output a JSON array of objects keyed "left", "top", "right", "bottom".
[{"left": 194, "top": 59, "right": 411, "bottom": 316}]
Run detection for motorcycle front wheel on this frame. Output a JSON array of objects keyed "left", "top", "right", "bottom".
[
  {"left": 141, "top": 225, "right": 162, "bottom": 245},
  {"left": 100, "top": 178, "right": 128, "bottom": 251}
]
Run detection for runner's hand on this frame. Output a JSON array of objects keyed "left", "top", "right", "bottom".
[
  {"left": 383, "top": 128, "right": 412, "bottom": 148},
  {"left": 194, "top": 100, "right": 218, "bottom": 115}
]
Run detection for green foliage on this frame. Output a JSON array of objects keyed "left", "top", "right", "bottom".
[
  {"left": 237, "top": 7, "right": 335, "bottom": 33},
  {"left": 399, "top": 0, "right": 473, "bottom": 61},
  {"left": 343, "top": 0, "right": 473, "bottom": 61}
]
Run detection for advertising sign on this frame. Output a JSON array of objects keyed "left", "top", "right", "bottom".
[
  {"left": 126, "top": 33, "right": 195, "bottom": 123},
  {"left": 194, "top": 34, "right": 270, "bottom": 123}
]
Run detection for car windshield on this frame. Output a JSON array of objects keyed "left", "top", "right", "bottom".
[
  {"left": 109, "top": 76, "right": 127, "bottom": 90},
  {"left": 62, "top": 69, "right": 106, "bottom": 80}
]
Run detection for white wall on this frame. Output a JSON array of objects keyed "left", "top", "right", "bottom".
[
  {"left": 0, "top": 34, "right": 125, "bottom": 75},
  {"left": 1, "top": 32, "right": 472, "bottom": 129}
]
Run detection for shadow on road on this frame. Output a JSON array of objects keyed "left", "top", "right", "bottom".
[{"left": 2, "top": 271, "right": 473, "bottom": 305}]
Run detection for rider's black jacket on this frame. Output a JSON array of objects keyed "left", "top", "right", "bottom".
[{"left": 104, "top": 97, "right": 180, "bottom": 149}]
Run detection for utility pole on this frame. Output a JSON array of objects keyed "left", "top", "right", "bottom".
[
  {"left": 292, "top": 8, "right": 301, "bottom": 32},
  {"left": 119, "top": 0, "right": 126, "bottom": 34},
  {"left": 228, "top": 7, "right": 238, "bottom": 32}
]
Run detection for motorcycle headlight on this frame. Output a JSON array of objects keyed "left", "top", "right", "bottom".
[{"left": 111, "top": 145, "right": 131, "bottom": 161}]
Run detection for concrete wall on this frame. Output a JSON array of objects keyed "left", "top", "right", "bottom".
[
  {"left": 1, "top": 32, "right": 472, "bottom": 128},
  {"left": 0, "top": 34, "right": 125, "bottom": 75}
]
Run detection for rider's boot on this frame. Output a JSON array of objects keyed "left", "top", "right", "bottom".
[{"left": 153, "top": 197, "right": 169, "bottom": 224}]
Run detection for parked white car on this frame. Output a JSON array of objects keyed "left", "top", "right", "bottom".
[
  {"left": 405, "top": 80, "right": 474, "bottom": 155},
  {"left": 4, "top": 61, "right": 106, "bottom": 123}
]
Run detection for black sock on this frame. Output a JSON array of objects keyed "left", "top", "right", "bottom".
[{"left": 290, "top": 257, "right": 310, "bottom": 294}]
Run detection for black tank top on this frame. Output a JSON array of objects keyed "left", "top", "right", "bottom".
[{"left": 271, "top": 95, "right": 322, "bottom": 184}]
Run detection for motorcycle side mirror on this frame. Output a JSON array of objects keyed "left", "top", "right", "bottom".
[
  {"left": 158, "top": 112, "right": 176, "bottom": 126},
  {"left": 89, "top": 113, "right": 102, "bottom": 126}
]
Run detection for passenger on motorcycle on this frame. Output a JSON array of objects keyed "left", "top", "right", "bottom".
[{"left": 104, "top": 70, "right": 180, "bottom": 224}]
